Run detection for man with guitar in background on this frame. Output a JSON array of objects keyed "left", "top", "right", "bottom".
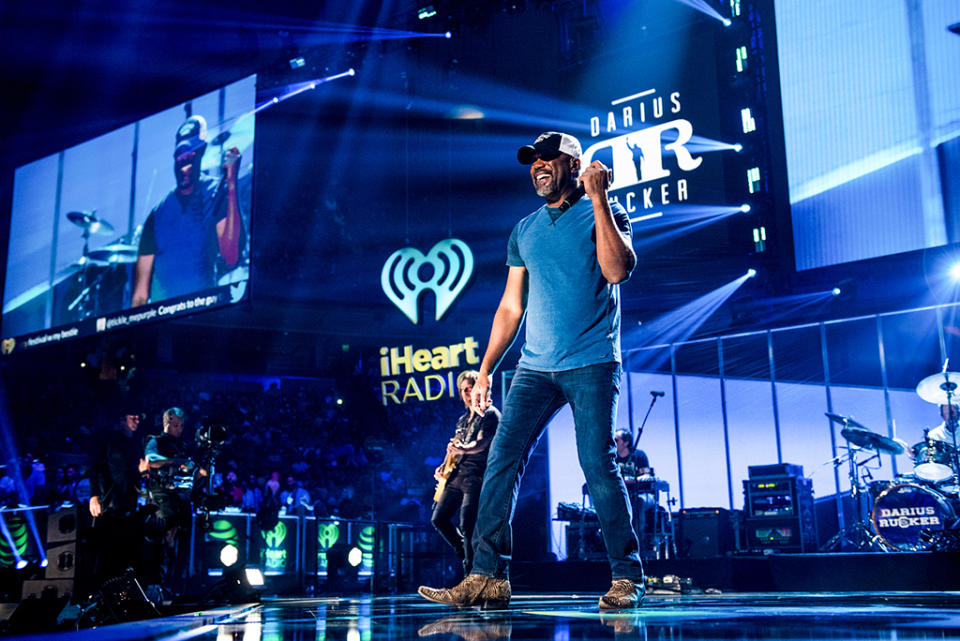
[{"left": 431, "top": 370, "right": 500, "bottom": 577}]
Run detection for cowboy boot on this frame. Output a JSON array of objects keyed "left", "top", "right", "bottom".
[
  {"left": 418, "top": 574, "right": 511, "bottom": 610},
  {"left": 599, "top": 578, "right": 645, "bottom": 609}
]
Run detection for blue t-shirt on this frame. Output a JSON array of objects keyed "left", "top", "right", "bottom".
[
  {"left": 139, "top": 175, "right": 224, "bottom": 302},
  {"left": 506, "top": 196, "right": 633, "bottom": 371}
]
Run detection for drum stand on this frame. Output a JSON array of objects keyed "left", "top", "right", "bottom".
[{"left": 822, "top": 446, "right": 881, "bottom": 552}]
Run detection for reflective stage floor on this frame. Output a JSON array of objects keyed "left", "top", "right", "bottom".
[{"left": 21, "top": 592, "right": 960, "bottom": 641}]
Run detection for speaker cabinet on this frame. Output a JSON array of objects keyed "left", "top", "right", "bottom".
[{"left": 677, "top": 508, "right": 733, "bottom": 558}]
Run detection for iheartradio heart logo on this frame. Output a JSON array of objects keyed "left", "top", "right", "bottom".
[{"left": 381, "top": 239, "right": 474, "bottom": 325}]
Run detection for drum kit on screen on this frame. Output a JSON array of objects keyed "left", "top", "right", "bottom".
[
  {"left": 59, "top": 210, "right": 137, "bottom": 319},
  {"left": 825, "top": 369, "right": 960, "bottom": 553}
]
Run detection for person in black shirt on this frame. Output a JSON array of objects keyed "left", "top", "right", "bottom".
[
  {"left": 88, "top": 407, "right": 148, "bottom": 584},
  {"left": 431, "top": 371, "right": 500, "bottom": 576},
  {"left": 614, "top": 428, "right": 655, "bottom": 552}
]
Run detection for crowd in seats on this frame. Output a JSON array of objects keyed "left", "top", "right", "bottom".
[{"left": 0, "top": 361, "right": 463, "bottom": 527}]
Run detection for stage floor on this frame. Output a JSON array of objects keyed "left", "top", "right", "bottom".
[{"left": 29, "top": 591, "right": 960, "bottom": 641}]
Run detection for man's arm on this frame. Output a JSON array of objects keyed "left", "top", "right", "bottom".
[
  {"left": 216, "top": 146, "right": 242, "bottom": 267},
  {"left": 132, "top": 254, "right": 154, "bottom": 307},
  {"left": 472, "top": 266, "right": 528, "bottom": 412},
  {"left": 581, "top": 160, "right": 636, "bottom": 284}
]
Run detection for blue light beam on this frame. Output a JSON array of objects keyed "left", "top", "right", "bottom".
[{"left": 624, "top": 271, "right": 755, "bottom": 364}]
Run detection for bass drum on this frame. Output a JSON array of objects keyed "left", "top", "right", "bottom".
[{"left": 871, "top": 483, "right": 954, "bottom": 551}]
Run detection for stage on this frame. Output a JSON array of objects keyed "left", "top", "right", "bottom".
[{"left": 6, "top": 592, "right": 960, "bottom": 641}]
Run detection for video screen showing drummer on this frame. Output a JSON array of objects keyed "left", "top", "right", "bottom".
[{"left": 907, "top": 403, "right": 960, "bottom": 487}]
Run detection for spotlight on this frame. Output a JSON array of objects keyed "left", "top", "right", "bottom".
[
  {"left": 733, "top": 144, "right": 743, "bottom": 152},
  {"left": 949, "top": 262, "right": 960, "bottom": 281},
  {"left": 15, "top": 560, "right": 27, "bottom": 570},
  {"left": 723, "top": 18, "right": 732, "bottom": 26},
  {"left": 220, "top": 544, "right": 239, "bottom": 567},
  {"left": 336, "top": 398, "right": 344, "bottom": 406},
  {"left": 348, "top": 547, "right": 363, "bottom": 567},
  {"left": 40, "top": 558, "right": 48, "bottom": 568},
  {"left": 244, "top": 568, "right": 265, "bottom": 587},
  {"left": 832, "top": 287, "right": 841, "bottom": 296},
  {"left": 347, "top": 68, "right": 356, "bottom": 76},
  {"left": 739, "top": 204, "right": 751, "bottom": 213},
  {"left": 445, "top": 31, "right": 452, "bottom": 39},
  {"left": 747, "top": 269, "right": 757, "bottom": 278}
]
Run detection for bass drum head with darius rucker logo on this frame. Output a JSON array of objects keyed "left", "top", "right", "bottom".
[{"left": 871, "top": 483, "right": 954, "bottom": 551}]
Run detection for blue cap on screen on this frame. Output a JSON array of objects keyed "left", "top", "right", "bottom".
[{"left": 174, "top": 115, "right": 208, "bottom": 159}]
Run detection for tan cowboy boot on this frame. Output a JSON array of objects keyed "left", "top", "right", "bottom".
[
  {"left": 599, "top": 578, "right": 645, "bottom": 609},
  {"left": 418, "top": 574, "right": 511, "bottom": 610}
]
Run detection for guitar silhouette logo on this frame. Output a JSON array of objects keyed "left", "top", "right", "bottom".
[{"left": 381, "top": 239, "right": 473, "bottom": 324}]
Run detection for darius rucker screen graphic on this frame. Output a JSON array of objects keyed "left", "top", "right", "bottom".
[{"left": 566, "top": 1, "right": 747, "bottom": 266}]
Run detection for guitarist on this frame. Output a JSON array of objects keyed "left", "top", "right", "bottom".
[{"left": 431, "top": 370, "right": 500, "bottom": 577}]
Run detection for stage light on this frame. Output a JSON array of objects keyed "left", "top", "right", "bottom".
[
  {"left": 40, "top": 557, "right": 48, "bottom": 568},
  {"left": 347, "top": 68, "right": 356, "bottom": 76},
  {"left": 244, "top": 568, "right": 265, "bottom": 587},
  {"left": 747, "top": 268, "right": 757, "bottom": 278},
  {"left": 336, "top": 398, "right": 344, "bottom": 405},
  {"left": 348, "top": 546, "right": 363, "bottom": 567},
  {"left": 445, "top": 31, "right": 452, "bottom": 39},
  {"left": 723, "top": 18, "right": 732, "bottom": 26},
  {"left": 733, "top": 144, "right": 742, "bottom": 152},
  {"left": 730, "top": 0, "right": 742, "bottom": 17},
  {"left": 288, "top": 57, "right": 306, "bottom": 69},
  {"left": 15, "top": 560, "right": 27, "bottom": 570},
  {"left": 736, "top": 46, "right": 748, "bottom": 72},
  {"left": 741, "top": 108, "right": 756, "bottom": 133},
  {"left": 418, "top": 5, "right": 437, "bottom": 19},
  {"left": 220, "top": 544, "right": 239, "bottom": 567},
  {"left": 833, "top": 287, "right": 841, "bottom": 296},
  {"left": 949, "top": 262, "right": 960, "bottom": 281},
  {"left": 739, "top": 204, "right": 751, "bottom": 213}
]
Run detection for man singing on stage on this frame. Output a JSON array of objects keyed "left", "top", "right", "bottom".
[
  {"left": 431, "top": 370, "right": 500, "bottom": 577},
  {"left": 419, "top": 131, "right": 644, "bottom": 610},
  {"left": 132, "top": 115, "right": 244, "bottom": 306}
]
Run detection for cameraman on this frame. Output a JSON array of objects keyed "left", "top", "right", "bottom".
[{"left": 144, "top": 407, "right": 198, "bottom": 596}]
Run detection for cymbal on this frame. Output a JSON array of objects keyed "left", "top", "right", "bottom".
[
  {"left": 840, "top": 425, "right": 905, "bottom": 455},
  {"left": 66, "top": 211, "right": 114, "bottom": 235},
  {"left": 916, "top": 371, "right": 960, "bottom": 405},
  {"left": 88, "top": 243, "right": 138, "bottom": 264},
  {"left": 824, "top": 412, "right": 868, "bottom": 430}
]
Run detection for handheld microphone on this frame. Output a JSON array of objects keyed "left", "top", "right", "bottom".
[
  {"left": 651, "top": 391, "right": 665, "bottom": 398},
  {"left": 558, "top": 185, "right": 586, "bottom": 212}
]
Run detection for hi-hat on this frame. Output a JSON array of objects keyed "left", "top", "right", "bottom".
[
  {"left": 66, "top": 211, "right": 114, "bottom": 235},
  {"left": 916, "top": 371, "right": 960, "bottom": 405}
]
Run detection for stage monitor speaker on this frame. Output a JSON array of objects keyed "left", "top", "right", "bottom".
[
  {"left": 44, "top": 541, "right": 76, "bottom": 580},
  {"left": 46, "top": 507, "right": 78, "bottom": 544},
  {"left": 678, "top": 508, "right": 733, "bottom": 558},
  {"left": 4, "top": 594, "right": 69, "bottom": 634}
]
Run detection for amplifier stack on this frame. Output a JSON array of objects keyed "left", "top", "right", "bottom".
[{"left": 742, "top": 463, "right": 818, "bottom": 553}]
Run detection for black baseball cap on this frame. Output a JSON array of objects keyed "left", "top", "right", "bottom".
[{"left": 174, "top": 115, "right": 208, "bottom": 159}]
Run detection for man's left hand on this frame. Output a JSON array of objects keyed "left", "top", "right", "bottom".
[
  {"left": 222, "top": 146, "right": 241, "bottom": 183},
  {"left": 581, "top": 160, "right": 613, "bottom": 198}
]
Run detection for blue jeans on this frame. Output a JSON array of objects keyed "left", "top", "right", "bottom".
[{"left": 471, "top": 362, "right": 644, "bottom": 581}]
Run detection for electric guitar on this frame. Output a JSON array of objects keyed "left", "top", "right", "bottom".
[{"left": 432, "top": 412, "right": 482, "bottom": 502}]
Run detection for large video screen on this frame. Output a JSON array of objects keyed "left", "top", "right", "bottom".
[
  {"left": 776, "top": 1, "right": 960, "bottom": 271},
  {"left": 2, "top": 74, "right": 256, "bottom": 353}
]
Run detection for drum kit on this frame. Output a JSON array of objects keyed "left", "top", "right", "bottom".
[
  {"left": 824, "top": 369, "right": 960, "bottom": 552},
  {"left": 60, "top": 210, "right": 137, "bottom": 318}
]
